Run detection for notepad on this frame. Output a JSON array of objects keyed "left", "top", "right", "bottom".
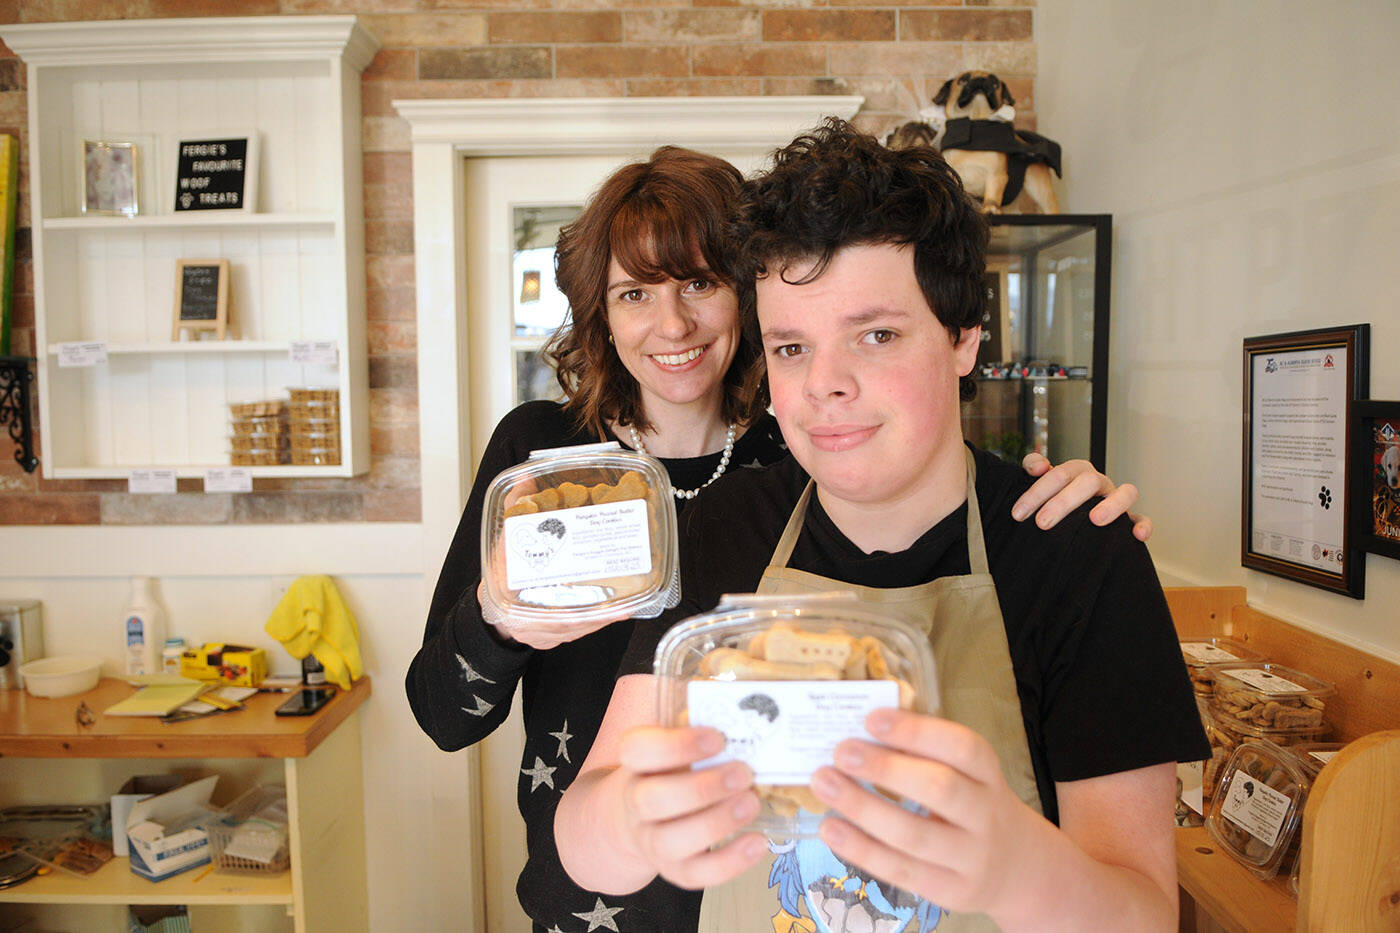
[{"left": 105, "top": 682, "right": 212, "bottom": 717}]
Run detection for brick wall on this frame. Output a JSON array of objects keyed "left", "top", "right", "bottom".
[{"left": 0, "top": 0, "right": 1035, "bottom": 525}]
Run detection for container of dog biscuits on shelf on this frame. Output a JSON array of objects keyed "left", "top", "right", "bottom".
[
  {"left": 1205, "top": 738, "right": 1312, "bottom": 880},
  {"left": 1179, "top": 637, "right": 1267, "bottom": 698},
  {"left": 1206, "top": 663, "right": 1335, "bottom": 751},
  {"left": 479, "top": 442, "right": 679, "bottom": 627},
  {"left": 1285, "top": 741, "right": 1345, "bottom": 896},
  {"left": 653, "top": 592, "right": 939, "bottom": 839}
]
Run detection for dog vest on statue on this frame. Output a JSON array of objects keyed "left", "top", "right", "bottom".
[{"left": 940, "top": 118, "right": 1062, "bottom": 207}]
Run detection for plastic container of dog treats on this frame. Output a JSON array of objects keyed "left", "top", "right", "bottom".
[
  {"left": 654, "top": 591, "right": 939, "bottom": 839},
  {"left": 1285, "top": 742, "right": 1345, "bottom": 896},
  {"left": 1206, "top": 738, "right": 1312, "bottom": 880},
  {"left": 1207, "top": 664, "right": 1335, "bottom": 749},
  {"left": 1179, "top": 637, "right": 1267, "bottom": 697},
  {"left": 479, "top": 442, "right": 679, "bottom": 627}
]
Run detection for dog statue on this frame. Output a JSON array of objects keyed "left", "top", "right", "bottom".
[{"left": 886, "top": 71, "right": 1061, "bottom": 214}]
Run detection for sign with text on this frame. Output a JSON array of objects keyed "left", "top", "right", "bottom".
[
  {"left": 56, "top": 341, "right": 108, "bottom": 367},
  {"left": 174, "top": 136, "right": 256, "bottom": 212},
  {"left": 172, "top": 258, "right": 229, "bottom": 340},
  {"left": 128, "top": 469, "right": 177, "bottom": 494}
]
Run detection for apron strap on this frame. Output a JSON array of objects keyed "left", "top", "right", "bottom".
[
  {"left": 963, "top": 447, "right": 989, "bottom": 576},
  {"left": 769, "top": 481, "right": 814, "bottom": 569}
]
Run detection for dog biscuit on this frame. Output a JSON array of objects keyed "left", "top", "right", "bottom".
[{"left": 763, "top": 625, "right": 856, "bottom": 668}]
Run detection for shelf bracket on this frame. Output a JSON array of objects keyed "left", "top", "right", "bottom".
[{"left": 0, "top": 355, "right": 38, "bottom": 473}]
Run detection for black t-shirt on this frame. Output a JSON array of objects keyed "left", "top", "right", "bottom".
[
  {"left": 405, "top": 400, "right": 788, "bottom": 930},
  {"left": 621, "top": 445, "right": 1211, "bottom": 827}
]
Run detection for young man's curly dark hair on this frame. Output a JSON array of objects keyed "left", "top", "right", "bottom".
[{"left": 733, "top": 117, "right": 989, "bottom": 408}]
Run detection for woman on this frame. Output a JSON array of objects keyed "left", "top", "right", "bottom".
[{"left": 405, "top": 146, "right": 1144, "bottom": 932}]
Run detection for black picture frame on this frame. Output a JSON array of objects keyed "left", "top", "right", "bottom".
[
  {"left": 1352, "top": 399, "right": 1400, "bottom": 562},
  {"left": 1242, "top": 324, "right": 1369, "bottom": 598}
]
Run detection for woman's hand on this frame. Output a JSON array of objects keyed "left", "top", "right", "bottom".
[
  {"left": 615, "top": 724, "right": 768, "bottom": 890},
  {"left": 1014, "top": 453, "right": 1152, "bottom": 541}
]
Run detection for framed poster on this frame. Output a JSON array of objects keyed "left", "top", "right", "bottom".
[
  {"left": 977, "top": 261, "right": 1012, "bottom": 365},
  {"left": 174, "top": 132, "right": 258, "bottom": 213},
  {"left": 1352, "top": 400, "right": 1400, "bottom": 562},
  {"left": 1242, "top": 324, "right": 1369, "bottom": 598},
  {"left": 79, "top": 139, "right": 140, "bottom": 216},
  {"left": 172, "top": 259, "right": 230, "bottom": 340}
]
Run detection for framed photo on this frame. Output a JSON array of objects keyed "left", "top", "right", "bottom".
[
  {"left": 79, "top": 140, "right": 139, "bottom": 216},
  {"left": 1352, "top": 400, "right": 1400, "bottom": 561},
  {"left": 1242, "top": 324, "right": 1369, "bottom": 598},
  {"left": 174, "top": 132, "right": 258, "bottom": 213},
  {"left": 172, "top": 258, "right": 230, "bottom": 340}
]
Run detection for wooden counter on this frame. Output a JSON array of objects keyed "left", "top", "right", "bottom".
[{"left": 0, "top": 676, "right": 371, "bottom": 759}]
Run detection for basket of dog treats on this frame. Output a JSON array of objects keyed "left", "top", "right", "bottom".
[
  {"left": 1179, "top": 637, "right": 1267, "bottom": 698},
  {"left": 479, "top": 442, "right": 679, "bottom": 627},
  {"left": 654, "top": 592, "right": 939, "bottom": 839},
  {"left": 1206, "top": 738, "right": 1312, "bottom": 880},
  {"left": 1206, "top": 663, "right": 1335, "bottom": 750}
]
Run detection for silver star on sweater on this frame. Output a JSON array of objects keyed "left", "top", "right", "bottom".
[
  {"left": 572, "top": 897, "right": 623, "bottom": 932},
  {"left": 549, "top": 720, "right": 574, "bottom": 763},
  {"left": 454, "top": 653, "right": 496, "bottom": 684},
  {"left": 521, "top": 756, "right": 557, "bottom": 792},
  {"left": 461, "top": 695, "right": 494, "bottom": 717}
]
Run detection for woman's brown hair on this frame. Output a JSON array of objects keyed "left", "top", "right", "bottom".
[{"left": 545, "top": 146, "right": 762, "bottom": 438}]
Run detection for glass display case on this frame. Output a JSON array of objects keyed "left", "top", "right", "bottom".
[{"left": 961, "top": 215, "right": 1111, "bottom": 469}]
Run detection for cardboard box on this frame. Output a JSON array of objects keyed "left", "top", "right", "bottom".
[
  {"left": 179, "top": 643, "right": 267, "bottom": 687},
  {"left": 126, "top": 775, "right": 220, "bottom": 881},
  {"left": 111, "top": 774, "right": 183, "bottom": 858}
]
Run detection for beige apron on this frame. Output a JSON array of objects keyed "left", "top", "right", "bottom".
[{"left": 698, "top": 449, "right": 1042, "bottom": 933}]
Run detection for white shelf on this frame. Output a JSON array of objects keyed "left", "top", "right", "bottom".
[
  {"left": 50, "top": 464, "right": 351, "bottom": 479},
  {"left": 2, "top": 14, "right": 376, "bottom": 481},
  {"left": 43, "top": 212, "right": 336, "bottom": 231},
  {"left": 46, "top": 341, "right": 335, "bottom": 356}
]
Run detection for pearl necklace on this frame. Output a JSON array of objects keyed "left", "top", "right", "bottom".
[{"left": 627, "top": 423, "right": 736, "bottom": 500}]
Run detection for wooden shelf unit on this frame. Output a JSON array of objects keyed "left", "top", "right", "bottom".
[
  {"left": 0, "top": 16, "right": 379, "bottom": 479},
  {"left": 1164, "top": 587, "right": 1400, "bottom": 933},
  {"left": 0, "top": 677, "right": 371, "bottom": 932}
]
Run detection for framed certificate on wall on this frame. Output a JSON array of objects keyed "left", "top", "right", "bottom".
[{"left": 1242, "top": 324, "right": 1369, "bottom": 598}]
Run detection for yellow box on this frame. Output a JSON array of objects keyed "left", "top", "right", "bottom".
[{"left": 179, "top": 643, "right": 267, "bottom": 687}]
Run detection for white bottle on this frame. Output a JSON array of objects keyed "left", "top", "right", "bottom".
[{"left": 123, "top": 576, "right": 166, "bottom": 676}]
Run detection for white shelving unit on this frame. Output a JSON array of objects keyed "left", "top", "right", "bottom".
[{"left": 0, "top": 16, "right": 379, "bottom": 478}]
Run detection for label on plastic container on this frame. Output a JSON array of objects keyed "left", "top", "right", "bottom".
[
  {"left": 1307, "top": 749, "right": 1338, "bottom": 765},
  {"left": 1180, "top": 642, "right": 1242, "bottom": 664},
  {"left": 688, "top": 679, "right": 897, "bottom": 784},
  {"left": 1220, "top": 768, "right": 1292, "bottom": 847},
  {"left": 1224, "top": 668, "right": 1308, "bottom": 695},
  {"left": 503, "top": 499, "right": 651, "bottom": 590}
]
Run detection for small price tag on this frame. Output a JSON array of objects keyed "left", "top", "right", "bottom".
[
  {"left": 290, "top": 340, "right": 338, "bottom": 365},
  {"left": 204, "top": 468, "right": 253, "bottom": 493},
  {"left": 128, "top": 469, "right": 177, "bottom": 494},
  {"left": 57, "top": 342, "right": 108, "bottom": 367}
]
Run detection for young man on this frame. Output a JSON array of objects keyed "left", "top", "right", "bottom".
[{"left": 555, "top": 120, "right": 1207, "bottom": 933}]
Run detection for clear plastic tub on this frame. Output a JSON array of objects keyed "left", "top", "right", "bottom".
[
  {"left": 1208, "top": 664, "right": 1334, "bottom": 744},
  {"left": 287, "top": 387, "right": 339, "bottom": 405},
  {"left": 654, "top": 592, "right": 938, "bottom": 839},
  {"left": 290, "top": 433, "right": 339, "bottom": 453},
  {"left": 206, "top": 784, "right": 290, "bottom": 875},
  {"left": 231, "top": 448, "right": 286, "bottom": 466},
  {"left": 290, "top": 447, "right": 340, "bottom": 466},
  {"left": 228, "top": 399, "right": 284, "bottom": 419},
  {"left": 479, "top": 442, "right": 679, "bottom": 627},
  {"left": 1206, "top": 739, "right": 1309, "bottom": 880},
  {"left": 288, "top": 399, "right": 338, "bottom": 422},
  {"left": 230, "top": 414, "right": 287, "bottom": 437},
  {"left": 1179, "top": 637, "right": 1267, "bottom": 697},
  {"left": 229, "top": 433, "right": 288, "bottom": 452},
  {"left": 1285, "top": 742, "right": 1345, "bottom": 896},
  {"left": 289, "top": 417, "right": 338, "bottom": 437}
]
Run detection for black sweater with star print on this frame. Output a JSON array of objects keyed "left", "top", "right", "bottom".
[{"left": 406, "top": 400, "right": 788, "bottom": 931}]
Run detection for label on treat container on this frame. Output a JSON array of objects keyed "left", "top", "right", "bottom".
[
  {"left": 688, "top": 679, "right": 898, "bottom": 784},
  {"left": 503, "top": 499, "right": 651, "bottom": 590},
  {"left": 1220, "top": 768, "right": 1292, "bottom": 847},
  {"left": 1307, "top": 749, "right": 1338, "bottom": 765},
  {"left": 57, "top": 341, "right": 108, "bottom": 367},
  {"left": 1180, "top": 642, "right": 1242, "bottom": 664},
  {"left": 291, "top": 340, "right": 338, "bottom": 365},
  {"left": 1224, "top": 668, "right": 1308, "bottom": 695}
]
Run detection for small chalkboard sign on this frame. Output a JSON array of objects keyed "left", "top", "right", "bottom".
[
  {"left": 174, "top": 133, "right": 257, "bottom": 213},
  {"left": 172, "top": 258, "right": 230, "bottom": 340}
]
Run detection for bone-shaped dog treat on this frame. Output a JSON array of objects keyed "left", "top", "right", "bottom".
[
  {"left": 505, "top": 470, "right": 652, "bottom": 518},
  {"left": 699, "top": 647, "right": 842, "bottom": 681},
  {"left": 764, "top": 624, "right": 855, "bottom": 668}
]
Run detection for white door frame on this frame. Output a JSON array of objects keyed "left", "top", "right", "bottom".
[{"left": 394, "top": 95, "right": 863, "bottom": 930}]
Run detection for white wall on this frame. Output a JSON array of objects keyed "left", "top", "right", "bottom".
[
  {"left": 1037, "top": 0, "right": 1400, "bottom": 659},
  {"left": 0, "top": 524, "right": 474, "bottom": 931}
]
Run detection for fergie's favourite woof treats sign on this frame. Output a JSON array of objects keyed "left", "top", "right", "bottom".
[{"left": 174, "top": 135, "right": 257, "bottom": 212}]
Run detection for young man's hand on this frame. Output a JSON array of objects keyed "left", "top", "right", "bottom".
[
  {"left": 616, "top": 724, "right": 769, "bottom": 890},
  {"left": 808, "top": 709, "right": 1042, "bottom": 918},
  {"left": 1014, "top": 453, "right": 1152, "bottom": 541}
]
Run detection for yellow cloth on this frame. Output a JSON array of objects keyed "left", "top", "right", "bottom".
[{"left": 264, "top": 575, "right": 364, "bottom": 690}]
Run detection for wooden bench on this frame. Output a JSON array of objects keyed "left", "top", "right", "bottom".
[{"left": 1164, "top": 586, "right": 1400, "bottom": 932}]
